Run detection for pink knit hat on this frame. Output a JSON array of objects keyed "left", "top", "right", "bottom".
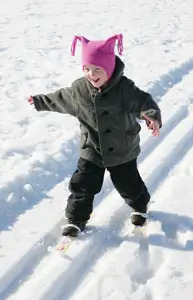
[{"left": 71, "top": 34, "right": 123, "bottom": 79}]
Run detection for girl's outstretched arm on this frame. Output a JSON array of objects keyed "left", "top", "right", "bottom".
[{"left": 28, "top": 86, "right": 77, "bottom": 117}]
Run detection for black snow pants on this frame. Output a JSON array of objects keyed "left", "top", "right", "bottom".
[{"left": 65, "top": 157, "right": 150, "bottom": 222}]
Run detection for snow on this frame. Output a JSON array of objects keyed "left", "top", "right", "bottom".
[{"left": 1, "top": 0, "right": 193, "bottom": 299}]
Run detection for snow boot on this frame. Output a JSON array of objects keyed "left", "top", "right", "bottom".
[
  {"left": 130, "top": 212, "right": 148, "bottom": 226},
  {"left": 62, "top": 220, "right": 86, "bottom": 237}
]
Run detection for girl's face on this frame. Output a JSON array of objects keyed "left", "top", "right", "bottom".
[{"left": 83, "top": 64, "right": 108, "bottom": 88}]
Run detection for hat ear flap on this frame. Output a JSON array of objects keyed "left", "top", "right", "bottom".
[
  {"left": 100, "top": 34, "right": 123, "bottom": 55},
  {"left": 80, "top": 36, "right": 90, "bottom": 45},
  {"left": 71, "top": 36, "right": 90, "bottom": 56}
]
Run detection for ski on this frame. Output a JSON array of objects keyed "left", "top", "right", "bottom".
[
  {"left": 56, "top": 236, "right": 75, "bottom": 253},
  {"left": 131, "top": 225, "right": 147, "bottom": 236},
  {"left": 47, "top": 236, "right": 76, "bottom": 254}
]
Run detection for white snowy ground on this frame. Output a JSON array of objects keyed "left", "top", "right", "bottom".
[{"left": 1, "top": 0, "right": 193, "bottom": 299}]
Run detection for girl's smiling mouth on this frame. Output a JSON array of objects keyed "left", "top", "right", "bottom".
[{"left": 91, "top": 78, "right": 100, "bottom": 83}]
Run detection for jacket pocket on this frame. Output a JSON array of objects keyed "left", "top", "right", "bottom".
[
  {"left": 125, "top": 125, "right": 140, "bottom": 148},
  {"left": 126, "top": 123, "right": 141, "bottom": 136}
]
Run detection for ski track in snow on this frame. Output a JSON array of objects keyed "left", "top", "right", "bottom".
[
  {"left": 0, "top": 137, "right": 79, "bottom": 231},
  {"left": 147, "top": 56, "right": 193, "bottom": 100},
  {"left": 1, "top": 57, "right": 193, "bottom": 299}
]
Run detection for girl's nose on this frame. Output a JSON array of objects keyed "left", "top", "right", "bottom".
[{"left": 90, "top": 70, "right": 96, "bottom": 76}]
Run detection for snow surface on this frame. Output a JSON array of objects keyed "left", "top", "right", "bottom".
[{"left": 1, "top": 0, "right": 193, "bottom": 299}]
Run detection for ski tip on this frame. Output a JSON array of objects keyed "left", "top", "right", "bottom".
[{"left": 131, "top": 225, "right": 147, "bottom": 236}]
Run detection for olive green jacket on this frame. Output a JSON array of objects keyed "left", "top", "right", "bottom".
[{"left": 33, "top": 57, "right": 162, "bottom": 167}]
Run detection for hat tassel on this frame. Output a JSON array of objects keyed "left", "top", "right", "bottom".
[
  {"left": 117, "top": 34, "right": 123, "bottom": 55},
  {"left": 71, "top": 35, "right": 80, "bottom": 56}
]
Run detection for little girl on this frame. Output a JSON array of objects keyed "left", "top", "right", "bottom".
[{"left": 28, "top": 34, "right": 162, "bottom": 237}]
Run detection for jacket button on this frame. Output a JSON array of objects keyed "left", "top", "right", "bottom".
[
  {"left": 103, "top": 111, "right": 109, "bottom": 115},
  {"left": 108, "top": 147, "right": 114, "bottom": 152},
  {"left": 104, "top": 129, "right": 111, "bottom": 134},
  {"left": 100, "top": 94, "right": 106, "bottom": 100}
]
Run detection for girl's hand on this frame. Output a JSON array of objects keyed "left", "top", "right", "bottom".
[
  {"left": 143, "top": 113, "right": 160, "bottom": 137},
  {"left": 28, "top": 96, "right": 34, "bottom": 105}
]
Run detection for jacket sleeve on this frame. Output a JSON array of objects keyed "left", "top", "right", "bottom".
[
  {"left": 122, "top": 78, "right": 162, "bottom": 127},
  {"left": 32, "top": 86, "right": 77, "bottom": 116}
]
